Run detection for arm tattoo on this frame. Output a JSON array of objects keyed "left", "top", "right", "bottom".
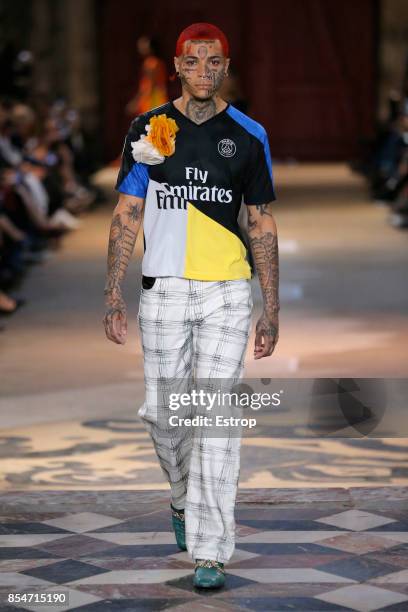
[
  {"left": 247, "top": 205, "right": 272, "bottom": 231},
  {"left": 104, "top": 201, "right": 141, "bottom": 296},
  {"left": 248, "top": 230, "right": 280, "bottom": 316},
  {"left": 247, "top": 208, "right": 257, "bottom": 232},
  {"left": 126, "top": 203, "right": 143, "bottom": 223},
  {"left": 254, "top": 203, "right": 273, "bottom": 217}
]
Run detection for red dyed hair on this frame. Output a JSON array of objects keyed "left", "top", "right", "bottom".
[{"left": 175, "top": 22, "right": 229, "bottom": 57}]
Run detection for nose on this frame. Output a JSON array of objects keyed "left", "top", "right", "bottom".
[{"left": 197, "top": 61, "right": 211, "bottom": 80}]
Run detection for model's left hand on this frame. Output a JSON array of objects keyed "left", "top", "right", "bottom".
[{"left": 254, "top": 309, "right": 279, "bottom": 359}]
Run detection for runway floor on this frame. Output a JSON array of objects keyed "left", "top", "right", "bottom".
[{"left": 1, "top": 488, "right": 408, "bottom": 611}]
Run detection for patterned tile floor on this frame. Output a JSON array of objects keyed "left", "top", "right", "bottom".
[{"left": 1, "top": 489, "right": 408, "bottom": 611}]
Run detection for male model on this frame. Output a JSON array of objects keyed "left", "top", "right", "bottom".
[{"left": 103, "top": 22, "right": 280, "bottom": 589}]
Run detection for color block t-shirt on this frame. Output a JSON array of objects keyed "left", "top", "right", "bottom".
[{"left": 115, "top": 101, "right": 276, "bottom": 281}]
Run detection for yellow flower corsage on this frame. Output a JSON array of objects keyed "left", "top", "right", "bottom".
[
  {"left": 146, "top": 115, "right": 179, "bottom": 156},
  {"left": 131, "top": 114, "right": 179, "bottom": 165}
]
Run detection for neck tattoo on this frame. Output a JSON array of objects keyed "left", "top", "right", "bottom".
[{"left": 185, "top": 98, "right": 217, "bottom": 124}]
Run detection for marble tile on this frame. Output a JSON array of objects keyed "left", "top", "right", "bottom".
[
  {"left": 237, "top": 519, "right": 346, "bottom": 531},
  {"left": 349, "top": 487, "right": 408, "bottom": 504},
  {"left": 236, "top": 504, "right": 352, "bottom": 520},
  {"left": 228, "top": 595, "right": 347, "bottom": 610},
  {"left": 34, "top": 534, "right": 118, "bottom": 558},
  {"left": 372, "top": 568, "right": 408, "bottom": 584},
  {"left": 0, "top": 547, "right": 60, "bottom": 560},
  {"left": 67, "top": 598, "right": 189, "bottom": 611},
  {"left": 315, "top": 584, "right": 408, "bottom": 612},
  {"left": 317, "top": 556, "right": 398, "bottom": 581},
  {"left": 77, "top": 556, "right": 192, "bottom": 571},
  {"left": 0, "top": 534, "right": 70, "bottom": 548},
  {"left": 215, "top": 581, "right": 346, "bottom": 599},
  {"left": 357, "top": 502, "right": 408, "bottom": 522},
  {"left": 375, "top": 584, "right": 408, "bottom": 596},
  {"left": 91, "top": 514, "right": 171, "bottom": 533},
  {"left": 87, "top": 531, "right": 177, "bottom": 545},
  {"left": 316, "top": 509, "right": 396, "bottom": 531},
  {"left": 0, "top": 513, "right": 67, "bottom": 522},
  {"left": 227, "top": 568, "right": 355, "bottom": 583},
  {"left": 42, "top": 512, "right": 123, "bottom": 534},
  {"left": 235, "top": 542, "right": 348, "bottom": 556},
  {"left": 235, "top": 523, "right": 263, "bottom": 537},
  {"left": 236, "top": 530, "right": 348, "bottom": 543},
  {"left": 367, "top": 544, "right": 408, "bottom": 569},
  {"left": 0, "top": 559, "right": 58, "bottom": 572},
  {"left": 228, "top": 552, "right": 351, "bottom": 569},
  {"left": 236, "top": 488, "right": 351, "bottom": 505},
  {"left": 69, "top": 582, "right": 200, "bottom": 599},
  {"left": 169, "top": 548, "right": 258, "bottom": 565},
  {"left": 167, "top": 600, "right": 246, "bottom": 611},
  {"left": 378, "top": 533, "right": 408, "bottom": 544},
  {"left": 99, "top": 543, "right": 180, "bottom": 558},
  {"left": 0, "top": 572, "right": 53, "bottom": 587},
  {"left": 367, "top": 521, "right": 408, "bottom": 533},
  {"left": 0, "top": 522, "right": 70, "bottom": 535},
  {"left": 317, "top": 532, "right": 399, "bottom": 554},
  {"left": 67, "top": 568, "right": 193, "bottom": 585},
  {"left": 21, "top": 559, "right": 109, "bottom": 584}
]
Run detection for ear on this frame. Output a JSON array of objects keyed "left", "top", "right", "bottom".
[
  {"left": 224, "top": 58, "right": 231, "bottom": 75},
  {"left": 174, "top": 56, "right": 180, "bottom": 74}
]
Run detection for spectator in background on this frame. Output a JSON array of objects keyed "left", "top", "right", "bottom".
[
  {"left": 125, "top": 35, "right": 168, "bottom": 117},
  {"left": 0, "top": 93, "right": 99, "bottom": 326},
  {"left": 370, "top": 102, "right": 408, "bottom": 204},
  {"left": 389, "top": 109, "right": 408, "bottom": 228}
]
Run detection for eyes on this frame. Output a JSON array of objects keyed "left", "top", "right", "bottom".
[{"left": 184, "top": 58, "right": 221, "bottom": 68}]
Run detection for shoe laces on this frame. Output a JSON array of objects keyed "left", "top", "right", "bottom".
[
  {"left": 195, "top": 559, "right": 225, "bottom": 574},
  {"left": 171, "top": 506, "right": 185, "bottom": 522}
]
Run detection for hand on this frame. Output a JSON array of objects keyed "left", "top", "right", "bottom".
[
  {"left": 254, "top": 309, "right": 279, "bottom": 359},
  {"left": 103, "top": 289, "right": 127, "bottom": 344}
]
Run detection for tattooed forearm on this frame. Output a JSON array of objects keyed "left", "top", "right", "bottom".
[
  {"left": 126, "top": 203, "right": 143, "bottom": 223},
  {"left": 248, "top": 205, "right": 273, "bottom": 230},
  {"left": 255, "top": 203, "right": 273, "bottom": 217},
  {"left": 104, "top": 200, "right": 143, "bottom": 296},
  {"left": 248, "top": 230, "right": 280, "bottom": 315}
]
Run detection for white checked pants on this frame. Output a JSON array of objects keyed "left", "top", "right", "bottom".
[{"left": 137, "top": 276, "right": 253, "bottom": 563}]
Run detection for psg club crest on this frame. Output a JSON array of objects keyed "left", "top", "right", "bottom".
[{"left": 218, "top": 138, "right": 236, "bottom": 158}]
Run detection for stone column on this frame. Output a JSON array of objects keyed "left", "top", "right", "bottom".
[
  {"left": 30, "top": 0, "right": 100, "bottom": 134},
  {"left": 62, "top": 0, "right": 100, "bottom": 133}
]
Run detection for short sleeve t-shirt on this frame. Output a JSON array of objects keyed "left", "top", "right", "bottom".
[{"left": 115, "top": 101, "right": 276, "bottom": 281}]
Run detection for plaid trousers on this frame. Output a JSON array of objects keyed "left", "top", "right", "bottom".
[{"left": 137, "top": 276, "right": 253, "bottom": 563}]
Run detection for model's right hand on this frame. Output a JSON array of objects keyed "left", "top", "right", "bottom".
[{"left": 103, "top": 289, "right": 127, "bottom": 344}]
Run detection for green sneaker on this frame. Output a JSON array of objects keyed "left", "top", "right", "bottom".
[
  {"left": 170, "top": 503, "right": 186, "bottom": 551},
  {"left": 193, "top": 559, "right": 225, "bottom": 588}
]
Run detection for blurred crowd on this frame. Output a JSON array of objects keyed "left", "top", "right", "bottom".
[
  {"left": 0, "top": 97, "right": 100, "bottom": 329},
  {"left": 357, "top": 88, "right": 408, "bottom": 229}
]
